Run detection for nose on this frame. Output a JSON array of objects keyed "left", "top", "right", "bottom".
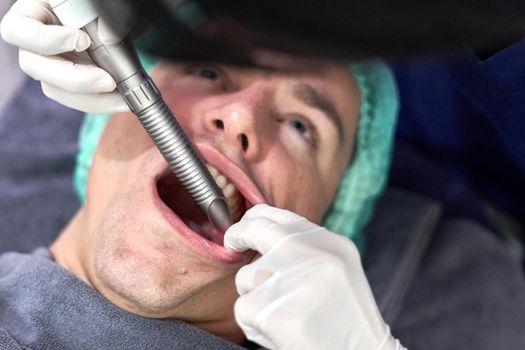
[{"left": 203, "top": 89, "right": 268, "bottom": 159}]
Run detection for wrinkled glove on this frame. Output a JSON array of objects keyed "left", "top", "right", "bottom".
[
  {"left": 0, "top": 0, "right": 130, "bottom": 114},
  {"left": 225, "top": 204, "right": 406, "bottom": 350}
]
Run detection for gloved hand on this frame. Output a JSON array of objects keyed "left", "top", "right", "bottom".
[
  {"left": 225, "top": 204, "right": 406, "bottom": 350},
  {"left": 0, "top": 0, "right": 130, "bottom": 114}
]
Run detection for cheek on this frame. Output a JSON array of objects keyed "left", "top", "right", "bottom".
[
  {"left": 87, "top": 115, "right": 154, "bottom": 209},
  {"left": 97, "top": 114, "right": 153, "bottom": 161},
  {"left": 162, "top": 92, "right": 207, "bottom": 137},
  {"left": 254, "top": 151, "right": 329, "bottom": 223}
]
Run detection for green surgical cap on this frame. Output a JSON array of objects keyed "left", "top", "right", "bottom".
[
  {"left": 324, "top": 62, "right": 398, "bottom": 250},
  {"left": 73, "top": 56, "right": 398, "bottom": 251}
]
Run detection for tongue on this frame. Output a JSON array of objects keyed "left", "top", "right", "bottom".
[
  {"left": 157, "top": 171, "right": 224, "bottom": 245},
  {"left": 188, "top": 221, "right": 224, "bottom": 245}
]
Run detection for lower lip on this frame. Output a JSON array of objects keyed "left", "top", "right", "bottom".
[{"left": 151, "top": 176, "right": 248, "bottom": 263}]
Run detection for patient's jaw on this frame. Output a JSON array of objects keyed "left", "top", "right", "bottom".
[{"left": 50, "top": 56, "right": 360, "bottom": 343}]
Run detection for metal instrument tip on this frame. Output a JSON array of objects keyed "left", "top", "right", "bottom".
[{"left": 207, "top": 197, "right": 233, "bottom": 233}]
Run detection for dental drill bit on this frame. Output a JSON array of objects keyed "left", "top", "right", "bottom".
[{"left": 50, "top": 0, "right": 233, "bottom": 232}]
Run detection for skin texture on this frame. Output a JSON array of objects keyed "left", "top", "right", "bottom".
[{"left": 50, "top": 56, "right": 360, "bottom": 344}]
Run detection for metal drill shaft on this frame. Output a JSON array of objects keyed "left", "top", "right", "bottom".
[
  {"left": 80, "top": 19, "right": 233, "bottom": 232},
  {"left": 129, "top": 80, "right": 233, "bottom": 232}
]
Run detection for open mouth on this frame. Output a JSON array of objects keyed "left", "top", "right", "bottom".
[{"left": 156, "top": 164, "right": 249, "bottom": 246}]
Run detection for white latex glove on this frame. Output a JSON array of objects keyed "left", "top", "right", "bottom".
[
  {"left": 225, "top": 204, "right": 406, "bottom": 350},
  {"left": 0, "top": 0, "right": 130, "bottom": 114}
]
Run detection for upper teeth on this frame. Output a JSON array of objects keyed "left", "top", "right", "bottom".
[{"left": 206, "top": 164, "right": 244, "bottom": 222}]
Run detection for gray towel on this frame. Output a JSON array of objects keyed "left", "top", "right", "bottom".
[
  {"left": 0, "top": 248, "right": 246, "bottom": 350},
  {"left": 0, "top": 327, "right": 22, "bottom": 350},
  {"left": 0, "top": 78, "right": 82, "bottom": 254}
]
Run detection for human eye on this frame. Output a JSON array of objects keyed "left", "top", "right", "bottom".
[
  {"left": 191, "top": 67, "right": 220, "bottom": 81},
  {"left": 180, "top": 63, "right": 233, "bottom": 92},
  {"left": 286, "top": 116, "right": 319, "bottom": 148},
  {"left": 182, "top": 64, "right": 226, "bottom": 84}
]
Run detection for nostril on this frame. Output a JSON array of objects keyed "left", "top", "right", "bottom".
[
  {"left": 240, "top": 134, "right": 249, "bottom": 152},
  {"left": 213, "top": 119, "right": 224, "bottom": 130}
]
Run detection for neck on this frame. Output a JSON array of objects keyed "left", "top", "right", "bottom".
[{"left": 50, "top": 209, "right": 92, "bottom": 286}]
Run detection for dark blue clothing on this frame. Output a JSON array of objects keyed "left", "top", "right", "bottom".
[{"left": 392, "top": 38, "right": 525, "bottom": 226}]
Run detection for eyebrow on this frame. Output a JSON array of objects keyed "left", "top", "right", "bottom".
[{"left": 293, "top": 83, "right": 344, "bottom": 145}]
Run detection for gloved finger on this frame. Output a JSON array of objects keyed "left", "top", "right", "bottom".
[
  {"left": 20, "top": 50, "right": 116, "bottom": 93},
  {"left": 234, "top": 290, "right": 279, "bottom": 350},
  {"left": 242, "top": 203, "right": 305, "bottom": 225},
  {"left": 0, "top": 10, "right": 91, "bottom": 55},
  {"left": 224, "top": 216, "right": 292, "bottom": 254},
  {"left": 243, "top": 331, "right": 275, "bottom": 350},
  {"left": 41, "top": 82, "right": 129, "bottom": 114},
  {"left": 235, "top": 263, "right": 274, "bottom": 295},
  {"left": 235, "top": 276, "right": 300, "bottom": 350}
]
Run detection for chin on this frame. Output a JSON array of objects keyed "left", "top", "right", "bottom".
[{"left": 88, "top": 200, "right": 219, "bottom": 316}]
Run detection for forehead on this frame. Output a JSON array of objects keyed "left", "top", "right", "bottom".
[{"left": 231, "top": 59, "right": 357, "bottom": 97}]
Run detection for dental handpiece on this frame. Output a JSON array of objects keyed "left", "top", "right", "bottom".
[{"left": 50, "top": 0, "right": 233, "bottom": 232}]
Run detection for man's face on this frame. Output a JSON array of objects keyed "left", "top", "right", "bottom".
[{"left": 70, "top": 57, "right": 360, "bottom": 326}]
